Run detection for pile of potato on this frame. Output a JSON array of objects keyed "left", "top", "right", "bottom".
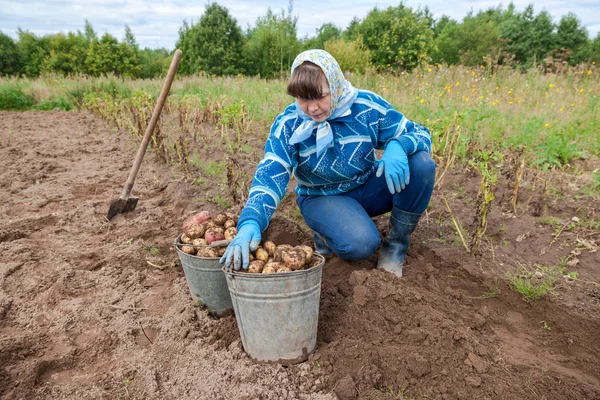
[
  {"left": 178, "top": 210, "right": 238, "bottom": 258},
  {"left": 244, "top": 242, "right": 321, "bottom": 274},
  {"left": 177, "top": 210, "right": 322, "bottom": 273}
]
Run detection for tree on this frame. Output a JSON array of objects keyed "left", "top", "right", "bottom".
[
  {"left": 303, "top": 23, "right": 341, "bottom": 50},
  {"left": 0, "top": 31, "right": 22, "bottom": 76},
  {"left": 500, "top": 5, "right": 556, "bottom": 67},
  {"left": 85, "top": 33, "right": 141, "bottom": 78},
  {"left": 433, "top": 9, "right": 501, "bottom": 66},
  {"left": 342, "top": 17, "right": 361, "bottom": 41},
  {"left": 124, "top": 25, "right": 139, "bottom": 51},
  {"left": 139, "top": 48, "right": 171, "bottom": 79},
  {"left": 356, "top": 4, "right": 435, "bottom": 70},
  {"left": 16, "top": 29, "right": 51, "bottom": 77},
  {"left": 555, "top": 12, "right": 589, "bottom": 65},
  {"left": 244, "top": 7, "right": 300, "bottom": 77},
  {"left": 41, "top": 32, "right": 88, "bottom": 75},
  {"left": 175, "top": 3, "right": 244, "bottom": 76},
  {"left": 83, "top": 19, "right": 97, "bottom": 43}
]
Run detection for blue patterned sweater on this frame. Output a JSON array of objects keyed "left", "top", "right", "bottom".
[{"left": 238, "top": 90, "right": 432, "bottom": 231}]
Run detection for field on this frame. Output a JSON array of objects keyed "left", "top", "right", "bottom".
[{"left": 1, "top": 65, "right": 599, "bottom": 399}]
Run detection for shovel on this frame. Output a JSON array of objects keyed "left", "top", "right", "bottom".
[{"left": 107, "top": 49, "right": 183, "bottom": 221}]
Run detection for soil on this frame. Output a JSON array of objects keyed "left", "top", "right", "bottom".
[{"left": 1, "top": 111, "right": 599, "bottom": 400}]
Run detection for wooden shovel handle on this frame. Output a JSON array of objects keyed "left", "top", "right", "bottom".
[{"left": 119, "top": 49, "right": 183, "bottom": 200}]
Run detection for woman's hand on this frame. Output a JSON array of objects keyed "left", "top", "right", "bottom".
[
  {"left": 376, "top": 140, "right": 410, "bottom": 195},
  {"left": 219, "top": 220, "right": 261, "bottom": 270}
]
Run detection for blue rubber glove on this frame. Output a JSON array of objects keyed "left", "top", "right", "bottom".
[
  {"left": 219, "top": 220, "right": 261, "bottom": 271},
  {"left": 376, "top": 140, "right": 410, "bottom": 195}
]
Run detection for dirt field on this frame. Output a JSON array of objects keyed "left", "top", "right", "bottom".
[{"left": 1, "top": 111, "right": 599, "bottom": 400}]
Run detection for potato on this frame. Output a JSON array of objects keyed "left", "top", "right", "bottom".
[
  {"left": 273, "top": 244, "right": 293, "bottom": 262},
  {"left": 262, "top": 265, "right": 277, "bottom": 274},
  {"left": 186, "top": 223, "right": 206, "bottom": 240},
  {"left": 282, "top": 248, "right": 307, "bottom": 271},
  {"left": 296, "top": 245, "right": 314, "bottom": 264},
  {"left": 217, "top": 247, "right": 227, "bottom": 257},
  {"left": 255, "top": 247, "right": 269, "bottom": 263},
  {"left": 224, "top": 227, "right": 238, "bottom": 241},
  {"left": 204, "top": 229, "right": 225, "bottom": 244},
  {"left": 182, "top": 210, "right": 211, "bottom": 232},
  {"left": 196, "top": 246, "right": 219, "bottom": 258},
  {"left": 308, "top": 255, "right": 322, "bottom": 268},
  {"left": 181, "top": 245, "right": 197, "bottom": 255},
  {"left": 264, "top": 261, "right": 284, "bottom": 271},
  {"left": 214, "top": 213, "right": 229, "bottom": 226},
  {"left": 205, "top": 220, "right": 218, "bottom": 230},
  {"left": 263, "top": 241, "right": 276, "bottom": 257},
  {"left": 248, "top": 260, "right": 265, "bottom": 273},
  {"left": 180, "top": 233, "right": 193, "bottom": 244},
  {"left": 249, "top": 253, "right": 255, "bottom": 261},
  {"left": 192, "top": 238, "right": 208, "bottom": 246},
  {"left": 224, "top": 219, "right": 236, "bottom": 229},
  {"left": 225, "top": 212, "right": 239, "bottom": 223},
  {"left": 277, "top": 266, "right": 292, "bottom": 273}
]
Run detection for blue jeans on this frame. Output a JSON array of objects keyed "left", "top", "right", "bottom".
[{"left": 296, "top": 151, "right": 436, "bottom": 261}]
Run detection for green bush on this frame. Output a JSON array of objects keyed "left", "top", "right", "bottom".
[
  {"left": 0, "top": 85, "right": 34, "bottom": 110},
  {"left": 33, "top": 96, "right": 74, "bottom": 111},
  {"left": 324, "top": 37, "right": 371, "bottom": 74}
]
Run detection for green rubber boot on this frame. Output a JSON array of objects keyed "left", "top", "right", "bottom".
[{"left": 377, "top": 207, "right": 421, "bottom": 277}]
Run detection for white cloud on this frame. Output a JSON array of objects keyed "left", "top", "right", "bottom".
[{"left": 0, "top": 0, "right": 597, "bottom": 50}]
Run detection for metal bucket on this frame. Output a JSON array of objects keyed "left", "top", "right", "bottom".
[
  {"left": 174, "top": 235, "right": 233, "bottom": 316},
  {"left": 223, "top": 254, "right": 325, "bottom": 364}
]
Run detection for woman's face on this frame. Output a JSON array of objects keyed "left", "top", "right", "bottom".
[{"left": 296, "top": 76, "right": 331, "bottom": 122}]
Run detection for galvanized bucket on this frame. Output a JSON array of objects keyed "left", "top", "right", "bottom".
[
  {"left": 223, "top": 254, "right": 325, "bottom": 364},
  {"left": 174, "top": 235, "right": 233, "bottom": 316}
]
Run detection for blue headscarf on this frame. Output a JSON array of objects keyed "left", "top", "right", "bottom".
[{"left": 288, "top": 50, "right": 359, "bottom": 158}]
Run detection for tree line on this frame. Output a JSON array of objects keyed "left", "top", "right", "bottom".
[{"left": 1, "top": 1, "right": 599, "bottom": 79}]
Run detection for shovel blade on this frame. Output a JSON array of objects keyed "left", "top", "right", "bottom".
[{"left": 107, "top": 196, "right": 139, "bottom": 220}]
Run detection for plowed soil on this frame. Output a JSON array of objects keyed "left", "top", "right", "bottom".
[{"left": 1, "top": 111, "right": 599, "bottom": 400}]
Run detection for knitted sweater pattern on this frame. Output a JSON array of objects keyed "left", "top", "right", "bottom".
[{"left": 238, "top": 90, "right": 432, "bottom": 231}]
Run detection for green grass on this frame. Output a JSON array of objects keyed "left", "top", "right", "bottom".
[
  {"left": 1, "top": 64, "right": 598, "bottom": 169},
  {"left": 505, "top": 262, "right": 568, "bottom": 302}
]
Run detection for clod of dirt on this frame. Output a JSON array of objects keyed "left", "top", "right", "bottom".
[
  {"left": 334, "top": 375, "right": 358, "bottom": 400},
  {"left": 0, "top": 230, "right": 27, "bottom": 243}
]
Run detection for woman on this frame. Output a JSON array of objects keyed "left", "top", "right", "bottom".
[{"left": 220, "top": 49, "right": 436, "bottom": 277}]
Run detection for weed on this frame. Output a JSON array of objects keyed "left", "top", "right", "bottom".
[
  {"left": 202, "top": 161, "right": 226, "bottom": 179},
  {"left": 505, "top": 264, "right": 559, "bottom": 302},
  {"left": 0, "top": 85, "right": 34, "bottom": 110},
  {"left": 566, "top": 271, "right": 579, "bottom": 279},
  {"left": 539, "top": 217, "right": 562, "bottom": 228},
  {"left": 33, "top": 96, "right": 74, "bottom": 111},
  {"left": 147, "top": 246, "right": 160, "bottom": 256},
  {"left": 213, "top": 194, "right": 232, "bottom": 209},
  {"left": 542, "top": 321, "right": 551, "bottom": 331}
]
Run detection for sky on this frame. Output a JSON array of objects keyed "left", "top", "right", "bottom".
[{"left": 1, "top": 0, "right": 599, "bottom": 50}]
